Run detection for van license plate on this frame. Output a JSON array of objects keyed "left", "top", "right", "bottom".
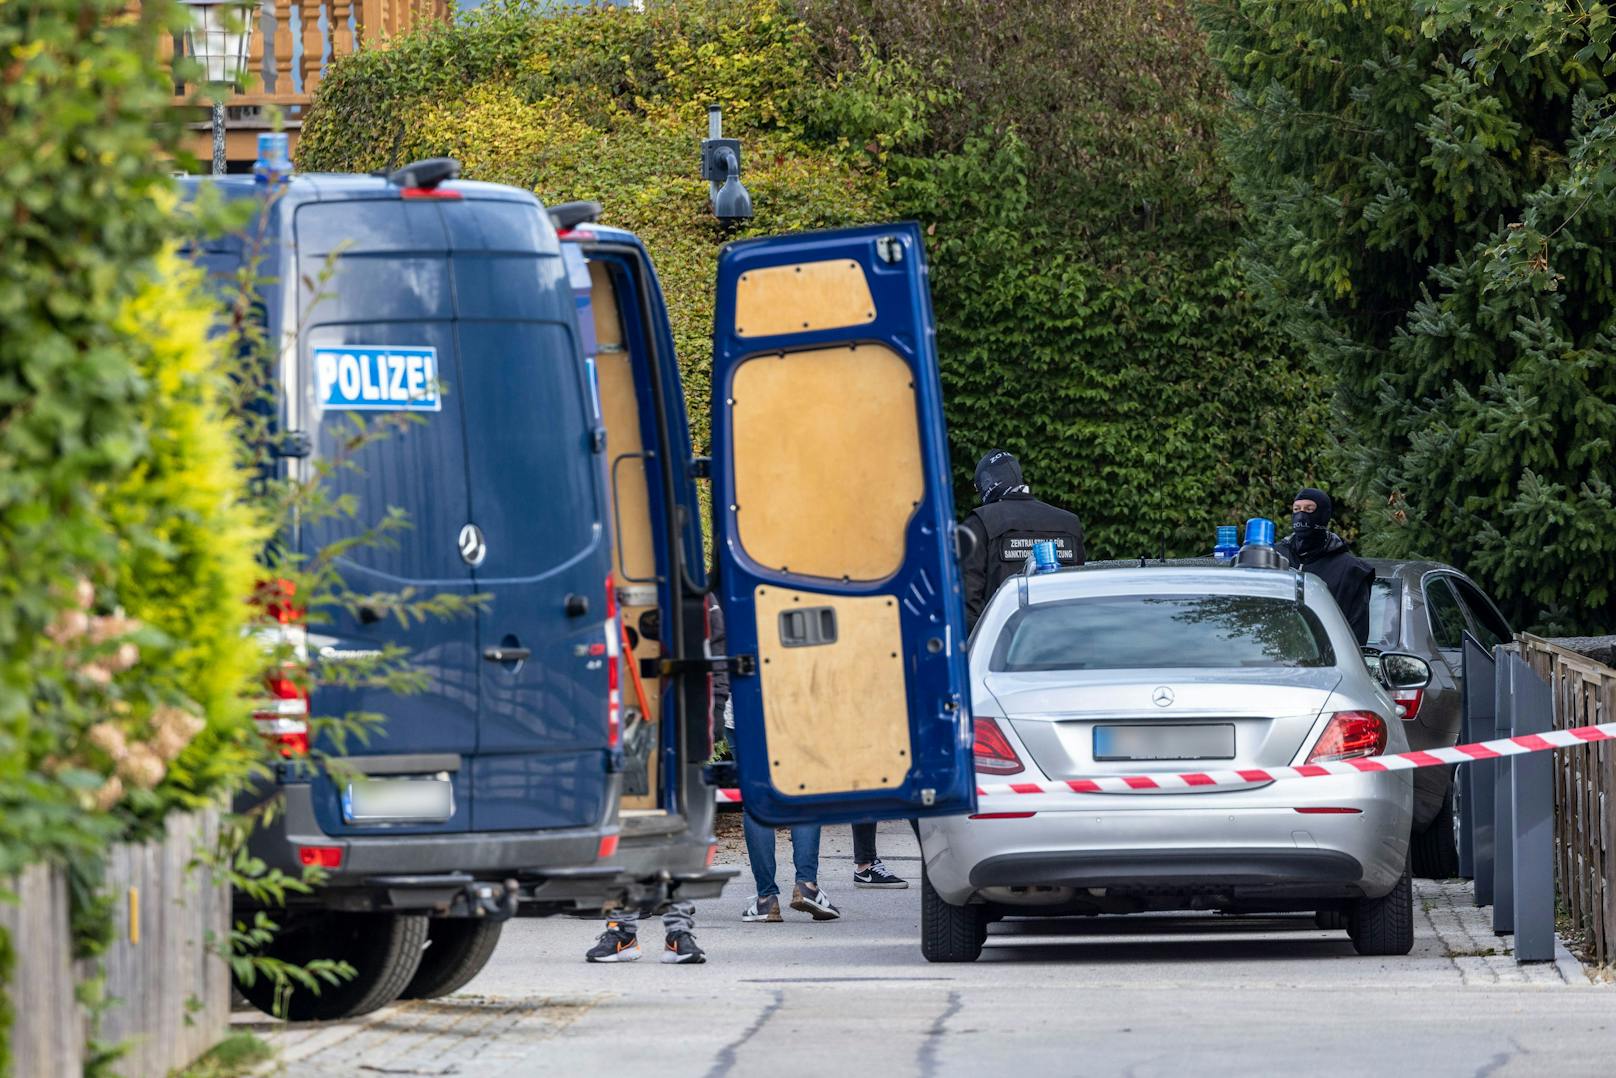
[
  {"left": 1093, "top": 724, "right": 1235, "bottom": 762},
  {"left": 342, "top": 774, "right": 454, "bottom": 824}
]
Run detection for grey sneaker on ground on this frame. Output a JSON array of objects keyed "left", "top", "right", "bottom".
[
  {"left": 741, "top": 894, "right": 782, "bottom": 922},
  {"left": 584, "top": 922, "right": 641, "bottom": 962},
  {"left": 661, "top": 931, "right": 707, "bottom": 964},
  {"left": 789, "top": 882, "right": 842, "bottom": 921},
  {"left": 853, "top": 860, "right": 909, "bottom": 889}
]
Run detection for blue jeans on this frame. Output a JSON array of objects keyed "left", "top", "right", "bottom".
[
  {"left": 730, "top": 722, "right": 821, "bottom": 897},
  {"left": 742, "top": 811, "right": 821, "bottom": 899}
]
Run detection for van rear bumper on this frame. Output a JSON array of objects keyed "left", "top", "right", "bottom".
[{"left": 244, "top": 782, "right": 615, "bottom": 912}]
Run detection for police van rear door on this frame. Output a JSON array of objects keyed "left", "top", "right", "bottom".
[{"left": 710, "top": 223, "right": 975, "bottom": 826}]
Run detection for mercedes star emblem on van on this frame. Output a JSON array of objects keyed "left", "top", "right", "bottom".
[
  {"left": 314, "top": 345, "right": 441, "bottom": 412},
  {"left": 1153, "top": 686, "right": 1175, "bottom": 707},
  {"left": 458, "top": 523, "right": 487, "bottom": 567}
]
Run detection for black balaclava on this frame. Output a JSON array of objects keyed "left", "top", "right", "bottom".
[
  {"left": 1291, "top": 486, "right": 1333, "bottom": 557},
  {"left": 974, "top": 450, "right": 1026, "bottom": 505}
]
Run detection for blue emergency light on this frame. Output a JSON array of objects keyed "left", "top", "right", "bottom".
[
  {"left": 1032, "top": 539, "right": 1060, "bottom": 573},
  {"left": 1244, "top": 517, "right": 1276, "bottom": 547},
  {"left": 1213, "top": 525, "right": 1240, "bottom": 562},
  {"left": 254, "top": 133, "right": 291, "bottom": 186}
]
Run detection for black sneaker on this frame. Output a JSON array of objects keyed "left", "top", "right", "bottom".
[
  {"left": 584, "top": 922, "right": 641, "bottom": 963},
  {"left": 853, "top": 859, "right": 909, "bottom": 889},
  {"left": 789, "top": 882, "right": 842, "bottom": 921},
  {"left": 741, "top": 894, "right": 782, "bottom": 922},
  {"left": 661, "top": 931, "right": 707, "bottom": 964}
]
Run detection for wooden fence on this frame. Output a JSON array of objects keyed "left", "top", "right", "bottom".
[
  {"left": 1521, "top": 634, "right": 1616, "bottom": 970},
  {"left": 0, "top": 809, "right": 230, "bottom": 1078}
]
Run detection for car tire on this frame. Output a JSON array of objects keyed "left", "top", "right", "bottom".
[
  {"left": 1348, "top": 867, "right": 1414, "bottom": 956},
  {"left": 235, "top": 911, "right": 429, "bottom": 1021},
  {"left": 1410, "top": 782, "right": 1460, "bottom": 879},
  {"left": 920, "top": 866, "right": 984, "bottom": 963},
  {"left": 400, "top": 919, "right": 504, "bottom": 1000}
]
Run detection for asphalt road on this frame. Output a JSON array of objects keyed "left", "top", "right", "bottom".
[{"left": 251, "top": 818, "right": 1613, "bottom": 1077}]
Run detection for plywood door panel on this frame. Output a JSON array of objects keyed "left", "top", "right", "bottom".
[
  {"left": 733, "top": 259, "right": 876, "bottom": 338},
  {"left": 731, "top": 344, "right": 923, "bottom": 582},
  {"left": 754, "top": 585, "right": 913, "bottom": 795}
]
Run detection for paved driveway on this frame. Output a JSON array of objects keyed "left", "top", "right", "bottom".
[{"left": 247, "top": 820, "right": 1611, "bottom": 1077}]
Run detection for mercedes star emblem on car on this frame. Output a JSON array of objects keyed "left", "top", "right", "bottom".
[{"left": 1152, "top": 686, "right": 1175, "bottom": 707}]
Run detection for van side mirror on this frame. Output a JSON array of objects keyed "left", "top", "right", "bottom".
[{"left": 1376, "top": 651, "right": 1431, "bottom": 691}]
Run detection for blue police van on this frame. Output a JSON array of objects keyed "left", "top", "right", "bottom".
[{"left": 191, "top": 159, "right": 976, "bottom": 1019}]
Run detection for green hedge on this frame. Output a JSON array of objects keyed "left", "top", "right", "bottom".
[
  {"left": 1, "top": 0, "right": 262, "bottom": 859},
  {"left": 301, "top": 0, "right": 1326, "bottom": 559}
]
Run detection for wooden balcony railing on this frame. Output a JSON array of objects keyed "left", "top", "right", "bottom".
[{"left": 149, "top": 0, "right": 450, "bottom": 163}]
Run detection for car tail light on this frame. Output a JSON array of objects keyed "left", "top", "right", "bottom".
[
  {"left": 400, "top": 187, "right": 462, "bottom": 200},
  {"left": 973, "top": 717, "right": 1025, "bottom": 775},
  {"left": 605, "top": 575, "right": 621, "bottom": 750},
  {"left": 1305, "top": 711, "right": 1387, "bottom": 764},
  {"left": 1391, "top": 688, "right": 1424, "bottom": 721},
  {"left": 297, "top": 845, "right": 343, "bottom": 868},
  {"left": 596, "top": 833, "right": 619, "bottom": 860}
]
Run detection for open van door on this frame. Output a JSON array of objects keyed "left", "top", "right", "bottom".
[{"left": 711, "top": 223, "right": 976, "bottom": 826}]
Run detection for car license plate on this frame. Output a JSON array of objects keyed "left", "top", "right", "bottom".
[
  {"left": 342, "top": 774, "right": 454, "bottom": 824},
  {"left": 1093, "top": 724, "right": 1235, "bottom": 762}
]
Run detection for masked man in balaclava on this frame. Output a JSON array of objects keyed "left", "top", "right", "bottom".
[
  {"left": 959, "top": 450, "right": 1086, "bottom": 633},
  {"left": 1276, "top": 486, "right": 1375, "bottom": 645}
]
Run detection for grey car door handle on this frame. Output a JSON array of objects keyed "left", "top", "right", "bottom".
[{"left": 483, "top": 646, "right": 531, "bottom": 663}]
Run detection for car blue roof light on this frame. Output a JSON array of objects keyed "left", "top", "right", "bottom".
[
  {"left": 1244, "top": 517, "right": 1275, "bottom": 547},
  {"left": 1032, "top": 539, "right": 1060, "bottom": 574},
  {"left": 254, "top": 132, "right": 290, "bottom": 186}
]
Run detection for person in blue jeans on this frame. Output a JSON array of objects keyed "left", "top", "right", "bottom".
[{"left": 728, "top": 694, "right": 841, "bottom": 922}]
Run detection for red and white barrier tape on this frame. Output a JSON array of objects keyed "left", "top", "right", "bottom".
[{"left": 975, "top": 719, "right": 1616, "bottom": 799}]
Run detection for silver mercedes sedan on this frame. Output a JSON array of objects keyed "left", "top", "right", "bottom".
[{"left": 920, "top": 565, "right": 1416, "bottom": 962}]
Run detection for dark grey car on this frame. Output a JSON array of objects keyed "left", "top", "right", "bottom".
[{"left": 1365, "top": 560, "right": 1513, "bottom": 877}]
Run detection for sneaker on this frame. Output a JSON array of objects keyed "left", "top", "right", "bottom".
[
  {"left": 741, "top": 895, "right": 782, "bottom": 922},
  {"left": 853, "top": 860, "right": 909, "bottom": 889},
  {"left": 789, "top": 882, "right": 842, "bottom": 921},
  {"left": 584, "top": 922, "right": 641, "bottom": 963},
  {"left": 661, "top": 931, "right": 707, "bottom": 964}
]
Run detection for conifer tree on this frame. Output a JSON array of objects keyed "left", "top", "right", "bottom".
[{"left": 1201, "top": 0, "right": 1616, "bottom": 631}]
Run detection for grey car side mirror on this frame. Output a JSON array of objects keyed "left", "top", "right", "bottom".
[{"left": 1377, "top": 651, "right": 1432, "bottom": 691}]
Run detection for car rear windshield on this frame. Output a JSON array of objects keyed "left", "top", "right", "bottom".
[{"left": 990, "top": 594, "right": 1335, "bottom": 671}]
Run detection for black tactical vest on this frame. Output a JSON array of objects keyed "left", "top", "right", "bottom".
[{"left": 967, "top": 493, "right": 1086, "bottom": 597}]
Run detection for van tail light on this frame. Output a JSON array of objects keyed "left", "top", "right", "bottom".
[
  {"left": 251, "top": 578, "right": 309, "bottom": 756},
  {"left": 605, "top": 575, "right": 621, "bottom": 750},
  {"left": 1305, "top": 711, "right": 1387, "bottom": 764},
  {"left": 596, "top": 833, "right": 619, "bottom": 860},
  {"left": 254, "top": 669, "right": 309, "bottom": 756},
  {"left": 701, "top": 597, "right": 715, "bottom": 756},
  {"left": 399, "top": 187, "right": 462, "bottom": 200},
  {"left": 1391, "top": 688, "right": 1424, "bottom": 722},
  {"left": 973, "top": 717, "right": 1025, "bottom": 775}
]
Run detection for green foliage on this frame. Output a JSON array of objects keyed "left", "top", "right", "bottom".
[
  {"left": 1202, "top": 0, "right": 1616, "bottom": 631},
  {"left": 302, "top": 0, "right": 1324, "bottom": 558},
  {"left": 806, "top": 0, "right": 1332, "bottom": 554},
  {"left": 168, "top": 1033, "right": 275, "bottom": 1078}
]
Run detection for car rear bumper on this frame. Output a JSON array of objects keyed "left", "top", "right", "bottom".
[{"left": 922, "top": 772, "right": 1411, "bottom": 909}]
